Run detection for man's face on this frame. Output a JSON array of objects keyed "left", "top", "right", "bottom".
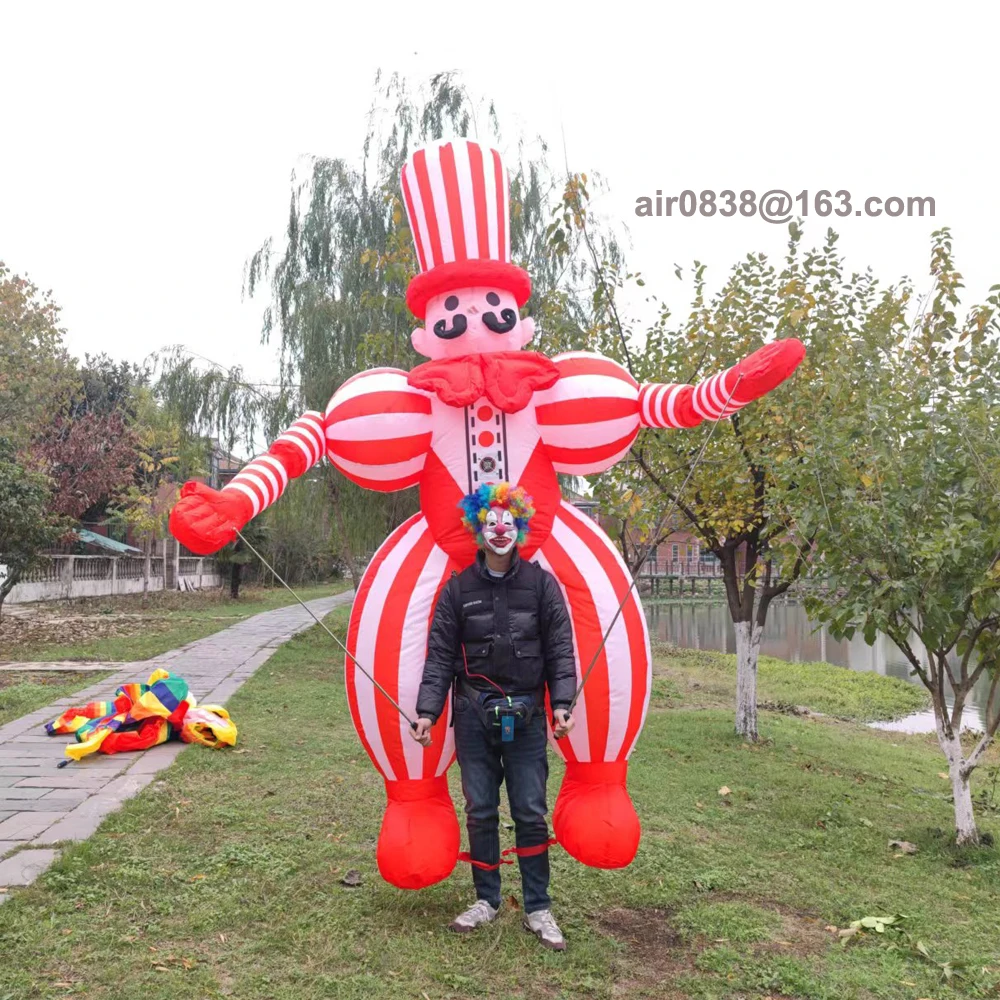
[
  {"left": 482, "top": 505, "right": 517, "bottom": 555},
  {"left": 411, "top": 286, "right": 535, "bottom": 360}
]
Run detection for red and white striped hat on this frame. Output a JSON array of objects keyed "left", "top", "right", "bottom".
[{"left": 400, "top": 139, "right": 531, "bottom": 319}]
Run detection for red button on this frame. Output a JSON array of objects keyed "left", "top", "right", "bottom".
[
  {"left": 477, "top": 406, "right": 493, "bottom": 422},
  {"left": 478, "top": 431, "right": 495, "bottom": 447}
]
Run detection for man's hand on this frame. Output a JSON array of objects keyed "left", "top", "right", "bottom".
[
  {"left": 552, "top": 709, "right": 575, "bottom": 739},
  {"left": 410, "top": 717, "right": 434, "bottom": 747}
]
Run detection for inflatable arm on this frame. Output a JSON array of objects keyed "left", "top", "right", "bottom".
[
  {"left": 638, "top": 339, "right": 806, "bottom": 430},
  {"left": 534, "top": 340, "right": 805, "bottom": 476},
  {"left": 169, "top": 412, "right": 326, "bottom": 555}
]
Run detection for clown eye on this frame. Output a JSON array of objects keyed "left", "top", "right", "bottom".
[
  {"left": 486, "top": 292, "right": 500, "bottom": 306},
  {"left": 445, "top": 295, "right": 459, "bottom": 310}
]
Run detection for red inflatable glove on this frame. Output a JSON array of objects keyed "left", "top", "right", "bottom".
[
  {"left": 730, "top": 337, "right": 806, "bottom": 405},
  {"left": 168, "top": 481, "right": 254, "bottom": 556}
]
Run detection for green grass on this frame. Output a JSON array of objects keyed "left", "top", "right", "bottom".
[
  {"left": 0, "top": 670, "right": 116, "bottom": 728},
  {"left": 0, "top": 612, "right": 996, "bottom": 999},
  {"left": 651, "top": 643, "right": 930, "bottom": 722},
  {"left": 2, "top": 582, "right": 352, "bottom": 664}
]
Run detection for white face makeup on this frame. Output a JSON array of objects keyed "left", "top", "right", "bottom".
[{"left": 482, "top": 506, "right": 516, "bottom": 554}]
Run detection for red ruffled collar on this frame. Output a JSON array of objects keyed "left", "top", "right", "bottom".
[{"left": 407, "top": 351, "right": 560, "bottom": 413}]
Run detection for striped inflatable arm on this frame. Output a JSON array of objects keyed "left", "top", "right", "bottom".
[
  {"left": 535, "top": 341, "right": 805, "bottom": 476},
  {"left": 221, "top": 412, "right": 326, "bottom": 517},
  {"left": 639, "top": 339, "right": 806, "bottom": 430},
  {"left": 169, "top": 412, "right": 326, "bottom": 555}
]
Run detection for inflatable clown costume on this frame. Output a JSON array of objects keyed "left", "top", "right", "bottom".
[{"left": 170, "top": 138, "right": 805, "bottom": 890}]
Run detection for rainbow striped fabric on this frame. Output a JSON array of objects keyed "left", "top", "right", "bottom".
[{"left": 44, "top": 668, "right": 237, "bottom": 761}]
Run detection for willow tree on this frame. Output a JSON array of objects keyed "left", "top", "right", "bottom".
[
  {"left": 551, "top": 192, "right": 911, "bottom": 740},
  {"left": 155, "top": 71, "right": 609, "bottom": 587}
]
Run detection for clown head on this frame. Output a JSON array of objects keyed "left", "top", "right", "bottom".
[
  {"left": 400, "top": 139, "right": 536, "bottom": 361},
  {"left": 459, "top": 482, "right": 535, "bottom": 555},
  {"left": 411, "top": 286, "right": 535, "bottom": 360}
]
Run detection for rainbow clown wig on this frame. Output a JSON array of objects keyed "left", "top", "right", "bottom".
[{"left": 458, "top": 482, "right": 536, "bottom": 547}]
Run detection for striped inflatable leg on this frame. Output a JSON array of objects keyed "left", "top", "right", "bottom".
[
  {"left": 345, "top": 513, "right": 465, "bottom": 889},
  {"left": 534, "top": 501, "right": 652, "bottom": 869}
]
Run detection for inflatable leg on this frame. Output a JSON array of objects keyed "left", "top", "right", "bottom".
[
  {"left": 345, "top": 514, "right": 464, "bottom": 889},
  {"left": 535, "top": 502, "right": 652, "bottom": 869}
]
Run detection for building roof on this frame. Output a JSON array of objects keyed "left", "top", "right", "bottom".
[{"left": 74, "top": 529, "right": 143, "bottom": 555}]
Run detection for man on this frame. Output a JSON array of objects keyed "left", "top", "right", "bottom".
[{"left": 409, "top": 482, "right": 577, "bottom": 950}]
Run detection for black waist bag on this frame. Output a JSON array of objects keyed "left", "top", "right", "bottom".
[{"left": 465, "top": 686, "right": 539, "bottom": 741}]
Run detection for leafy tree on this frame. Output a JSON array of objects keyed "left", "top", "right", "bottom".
[
  {"left": 0, "top": 261, "right": 77, "bottom": 446},
  {"left": 805, "top": 229, "right": 1000, "bottom": 844},
  {"left": 549, "top": 184, "right": 911, "bottom": 741},
  {"left": 0, "top": 440, "right": 63, "bottom": 616},
  {"left": 214, "top": 518, "right": 267, "bottom": 599},
  {"left": 33, "top": 410, "right": 138, "bottom": 520},
  {"left": 109, "top": 388, "right": 207, "bottom": 602},
  {"left": 257, "top": 471, "right": 340, "bottom": 585},
  {"left": 71, "top": 353, "right": 149, "bottom": 421},
  {"left": 154, "top": 71, "right": 607, "bottom": 587}
]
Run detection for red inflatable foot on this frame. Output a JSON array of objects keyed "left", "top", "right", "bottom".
[
  {"left": 552, "top": 760, "right": 641, "bottom": 869},
  {"left": 731, "top": 338, "right": 806, "bottom": 404},
  {"left": 377, "top": 775, "right": 460, "bottom": 889}
]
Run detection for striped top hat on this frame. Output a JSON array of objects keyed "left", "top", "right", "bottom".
[{"left": 400, "top": 138, "right": 531, "bottom": 319}]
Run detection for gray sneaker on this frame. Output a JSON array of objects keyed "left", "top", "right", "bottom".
[
  {"left": 523, "top": 908, "right": 566, "bottom": 950},
  {"left": 449, "top": 899, "right": 498, "bottom": 933}
]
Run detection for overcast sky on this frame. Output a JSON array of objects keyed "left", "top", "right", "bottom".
[{"left": 3, "top": 1, "right": 997, "bottom": 399}]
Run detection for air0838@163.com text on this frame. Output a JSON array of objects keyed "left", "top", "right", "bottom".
[{"left": 635, "top": 189, "right": 936, "bottom": 225}]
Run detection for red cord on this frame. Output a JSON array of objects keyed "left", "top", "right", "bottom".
[
  {"left": 458, "top": 838, "right": 559, "bottom": 870},
  {"left": 461, "top": 644, "right": 508, "bottom": 700}
]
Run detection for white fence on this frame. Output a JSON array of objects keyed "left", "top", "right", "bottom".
[
  {"left": 6, "top": 554, "right": 221, "bottom": 604},
  {"left": 639, "top": 559, "right": 725, "bottom": 578}
]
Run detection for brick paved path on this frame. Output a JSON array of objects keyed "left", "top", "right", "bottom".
[{"left": 0, "top": 591, "right": 353, "bottom": 903}]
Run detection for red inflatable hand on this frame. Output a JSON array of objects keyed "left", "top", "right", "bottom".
[
  {"left": 731, "top": 337, "right": 806, "bottom": 405},
  {"left": 168, "top": 481, "right": 254, "bottom": 556}
]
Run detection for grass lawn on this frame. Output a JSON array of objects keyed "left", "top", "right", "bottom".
[
  {"left": 1, "top": 614, "right": 997, "bottom": 1000},
  {"left": 0, "top": 582, "right": 352, "bottom": 728},
  {"left": 0, "top": 670, "right": 117, "bottom": 729}
]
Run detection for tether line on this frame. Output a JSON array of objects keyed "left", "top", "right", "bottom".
[
  {"left": 568, "top": 371, "right": 746, "bottom": 713},
  {"left": 234, "top": 529, "right": 416, "bottom": 727}
]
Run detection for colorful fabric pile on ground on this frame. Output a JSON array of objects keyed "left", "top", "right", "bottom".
[{"left": 44, "top": 668, "right": 237, "bottom": 761}]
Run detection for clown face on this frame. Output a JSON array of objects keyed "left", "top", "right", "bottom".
[
  {"left": 482, "top": 504, "right": 517, "bottom": 554},
  {"left": 411, "top": 286, "right": 535, "bottom": 360}
]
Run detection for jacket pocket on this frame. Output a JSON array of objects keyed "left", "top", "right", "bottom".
[
  {"left": 464, "top": 641, "right": 494, "bottom": 659},
  {"left": 513, "top": 639, "right": 542, "bottom": 660}
]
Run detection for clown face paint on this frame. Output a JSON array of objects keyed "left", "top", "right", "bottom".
[
  {"left": 482, "top": 505, "right": 517, "bottom": 554},
  {"left": 411, "top": 286, "right": 535, "bottom": 360}
]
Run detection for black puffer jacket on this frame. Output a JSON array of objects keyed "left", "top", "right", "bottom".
[{"left": 416, "top": 549, "right": 577, "bottom": 723}]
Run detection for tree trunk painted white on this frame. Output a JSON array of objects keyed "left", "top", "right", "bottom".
[
  {"left": 935, "top": 714, "right": 979, "bottom": 845},
  {"left": 735, "top": 620, "right": 764, "bottom": 741}
]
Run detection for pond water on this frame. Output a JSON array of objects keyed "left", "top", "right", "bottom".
[{"left": 644, "top": 600, "right": 993, "bottom": 734}]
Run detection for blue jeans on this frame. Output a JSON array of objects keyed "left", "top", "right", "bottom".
[{"left": 453, "top": 692, "right": 552, "bottom": 913}]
